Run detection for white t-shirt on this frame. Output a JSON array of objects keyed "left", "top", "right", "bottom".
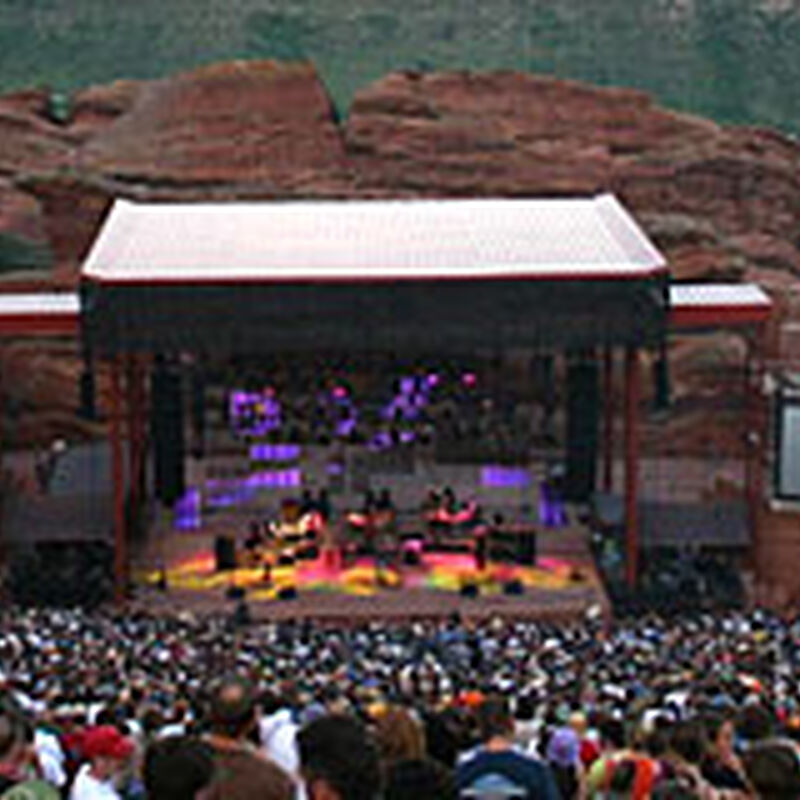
[
  {"left": 35, "top": 729, "right": 67, "bottom": 788},
  {"left": 69, "top": 764, "right": 122, "bottom": 800}
]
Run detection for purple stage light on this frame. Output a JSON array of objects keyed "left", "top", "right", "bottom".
[
  {"left": 426, "top": 373, "right": 439, "bottom": 387},
  {"left": 246, "top": 468, "right": 302, "bottom": 489},
  {"left": 481, "top": 466, "right": 531, "bottom": 489},
  {"left": 173, "top": 487, "right": 202, "bottom": 530},
  {"left": 369, "top": 431, "right": 393, "bottom": 451},
  {"left": 538, "top": 480, "right": 567, "bottom": 527},
  {"left": 249, "top": 443, "right": 301, "bottom": 462},
  {"left": 229, "top": 389, "right": 283, "bottom": 436},
  {"left": 205, "top": 468, "right": 303, "bottom": 508},
  {"left": 335, "top": 418, "right": 357, "bottom": 437}
]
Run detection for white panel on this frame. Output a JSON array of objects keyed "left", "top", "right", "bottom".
[
  {"left": 778, "top": 404, "right": 800, "bottom": 499},
  {"left": 671, "top": 284, "right": 771, "bottom": 309},
  {"left": 0, "top": 294, "right": 80, "bottom": 315}
]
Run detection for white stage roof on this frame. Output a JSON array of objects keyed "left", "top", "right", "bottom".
[{"left": 82, "top": 194, "right": 666, "bottom": 284}]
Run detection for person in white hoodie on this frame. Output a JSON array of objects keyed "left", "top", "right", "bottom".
[{"left": 259, "top": 693, "right": 301, "bottom": 778}]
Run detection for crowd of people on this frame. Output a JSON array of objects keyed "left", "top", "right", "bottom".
[{"left": 2, "top": 606, "right": 800, "bottom": 798}]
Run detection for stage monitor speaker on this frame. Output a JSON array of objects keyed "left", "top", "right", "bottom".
[
  {"left": 277, "top": 586, "right": 298, "bottom": 601},
  {"left": 503, "top": 579, "right": 524, "bottom": 596},
  {"left": 215, "top": 536, "right": 237, "bottom": 572},
  {"left": 564, "top": 355, "right": 599, "bottom": 502},
  {"left": 460, "top": 582, "right": 479, "bottom": 598}
]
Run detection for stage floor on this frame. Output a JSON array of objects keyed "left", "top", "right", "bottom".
[{"left": 133, "top": 519, "right": 608, "bottom": 622}]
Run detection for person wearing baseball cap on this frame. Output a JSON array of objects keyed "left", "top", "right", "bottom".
[{"left": 69, "top": 727, "right": 133, "bottom": 800}]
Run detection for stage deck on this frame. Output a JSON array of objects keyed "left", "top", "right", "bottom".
[{"left": 132, "top": 511, "right": 608, "bottom": 622}]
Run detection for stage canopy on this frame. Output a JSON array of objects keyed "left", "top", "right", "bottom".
[{"left": 80, "top": 195, "right": 669, "bottom": 356}]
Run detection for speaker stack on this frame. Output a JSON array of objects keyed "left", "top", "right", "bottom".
[
  {"left": 151, "top": 358, "right": 186, "bottom": 506},
  {"left": 215, "top": 536, "right": 237, "bottom": 572},
  {"left": 564, "top": 353, "right": 599, "bottom": 502}
]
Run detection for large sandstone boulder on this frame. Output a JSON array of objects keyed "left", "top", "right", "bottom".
[
  {"left": 0, "top": 63, "right": 799, "bottom": 459},
  {"left": 79, "top": 61, "right": 350, "bottom": 193}
]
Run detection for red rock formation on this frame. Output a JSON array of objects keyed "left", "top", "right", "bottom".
[
  {"left": 345, "top": 70, "right": 800, "bottom": 458},
  {"left": 0, "top": 63, "right": 799, "bottom": 465},
  {"left": 79, "top": 61, "right": 350, "bottom": 192}
]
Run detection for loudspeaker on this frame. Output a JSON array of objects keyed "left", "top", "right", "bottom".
[
  {"left": 190, "top": 368, "right": 206, "bottom": 459},
  {"left": 151, "top": 359, "right": 185, "bottom": 505},
  {"left": 564, "top": 354, "right": 599, "bottom": 501},
  {"left": 215, "top": 536, "right": 237, "bottom": 572},
  {"left": 225, "top": 585, "right": 246, "bottom": 600},
  {"left": 653, "top": 346, "right": 671, "bottom": 412},
  {"left": 78, "top": 367, "right": 96, "bottom": 421},
  {"left": 517, "top": 530, "right": 537, "bottom": 566},
  {"left": 503, "top": 579, "right": 524, "bottom": 596},
  {"left": 460, "top": 582, "right": 479, "bottom": 598}
]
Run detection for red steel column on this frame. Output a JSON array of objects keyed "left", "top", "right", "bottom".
[
  {"left": 602, "top": 346, "right": 614, "bottom": 493},
  {"left": 746, "top": 326, "right": 767, "bottom": 575},
  {"left": 0, "top": 361, "right": 4, "bottom": 574},
  {"left": 110, "top": 356, "right": 127, "bottom": 605},
  {"left": 624, "top": 346, "right": 640, "bottom": 589},
  {"left": 126, "top": 356, "right": 146, "bottom": 510}
]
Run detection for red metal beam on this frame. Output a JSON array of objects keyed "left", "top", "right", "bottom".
[
  {"left": 0, "top": 315, "right": 79, "bottom": 337},
  {"left": 624, "top": 346, "right": 640, "bottom": 589},
  {"left": 670, "top": 306, "right": 771, "bottom": 330}
]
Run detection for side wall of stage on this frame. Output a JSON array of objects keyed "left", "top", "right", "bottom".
[{"left": 754, "top": 506, "right": 800, "bottom": 608}]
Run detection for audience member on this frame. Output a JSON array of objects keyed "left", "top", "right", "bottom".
[
  {"left": 203, "top": 676, "right": 294, "bottom": 800},
  {"left": 298, "top": 714, "right": 381, "bottom": 800},
  {"left": 143, "top": 736, "right": 214, "bottom": 800},
  {"left": 456, "top": 696, "right": 559, "bottom": 799}
]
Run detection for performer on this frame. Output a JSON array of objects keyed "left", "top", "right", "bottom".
[
  {"left": 473, "top": 523, "right": 489, "bottom": 572},
  {"left": 243, "top": 520, "right": 264, "bottom": 564}
]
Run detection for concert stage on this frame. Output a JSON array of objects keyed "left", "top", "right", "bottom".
[{"left": 134, "top": 510, "right": 607, "bottom": 621}]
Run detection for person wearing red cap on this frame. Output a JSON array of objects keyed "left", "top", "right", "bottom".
[{"left": 68, "top": 727, "right": 133, "bottom": 800}]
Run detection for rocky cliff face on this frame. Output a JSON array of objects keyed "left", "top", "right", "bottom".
[{"left": 1, "top": 61, "right": 799, "bottom": 458}]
